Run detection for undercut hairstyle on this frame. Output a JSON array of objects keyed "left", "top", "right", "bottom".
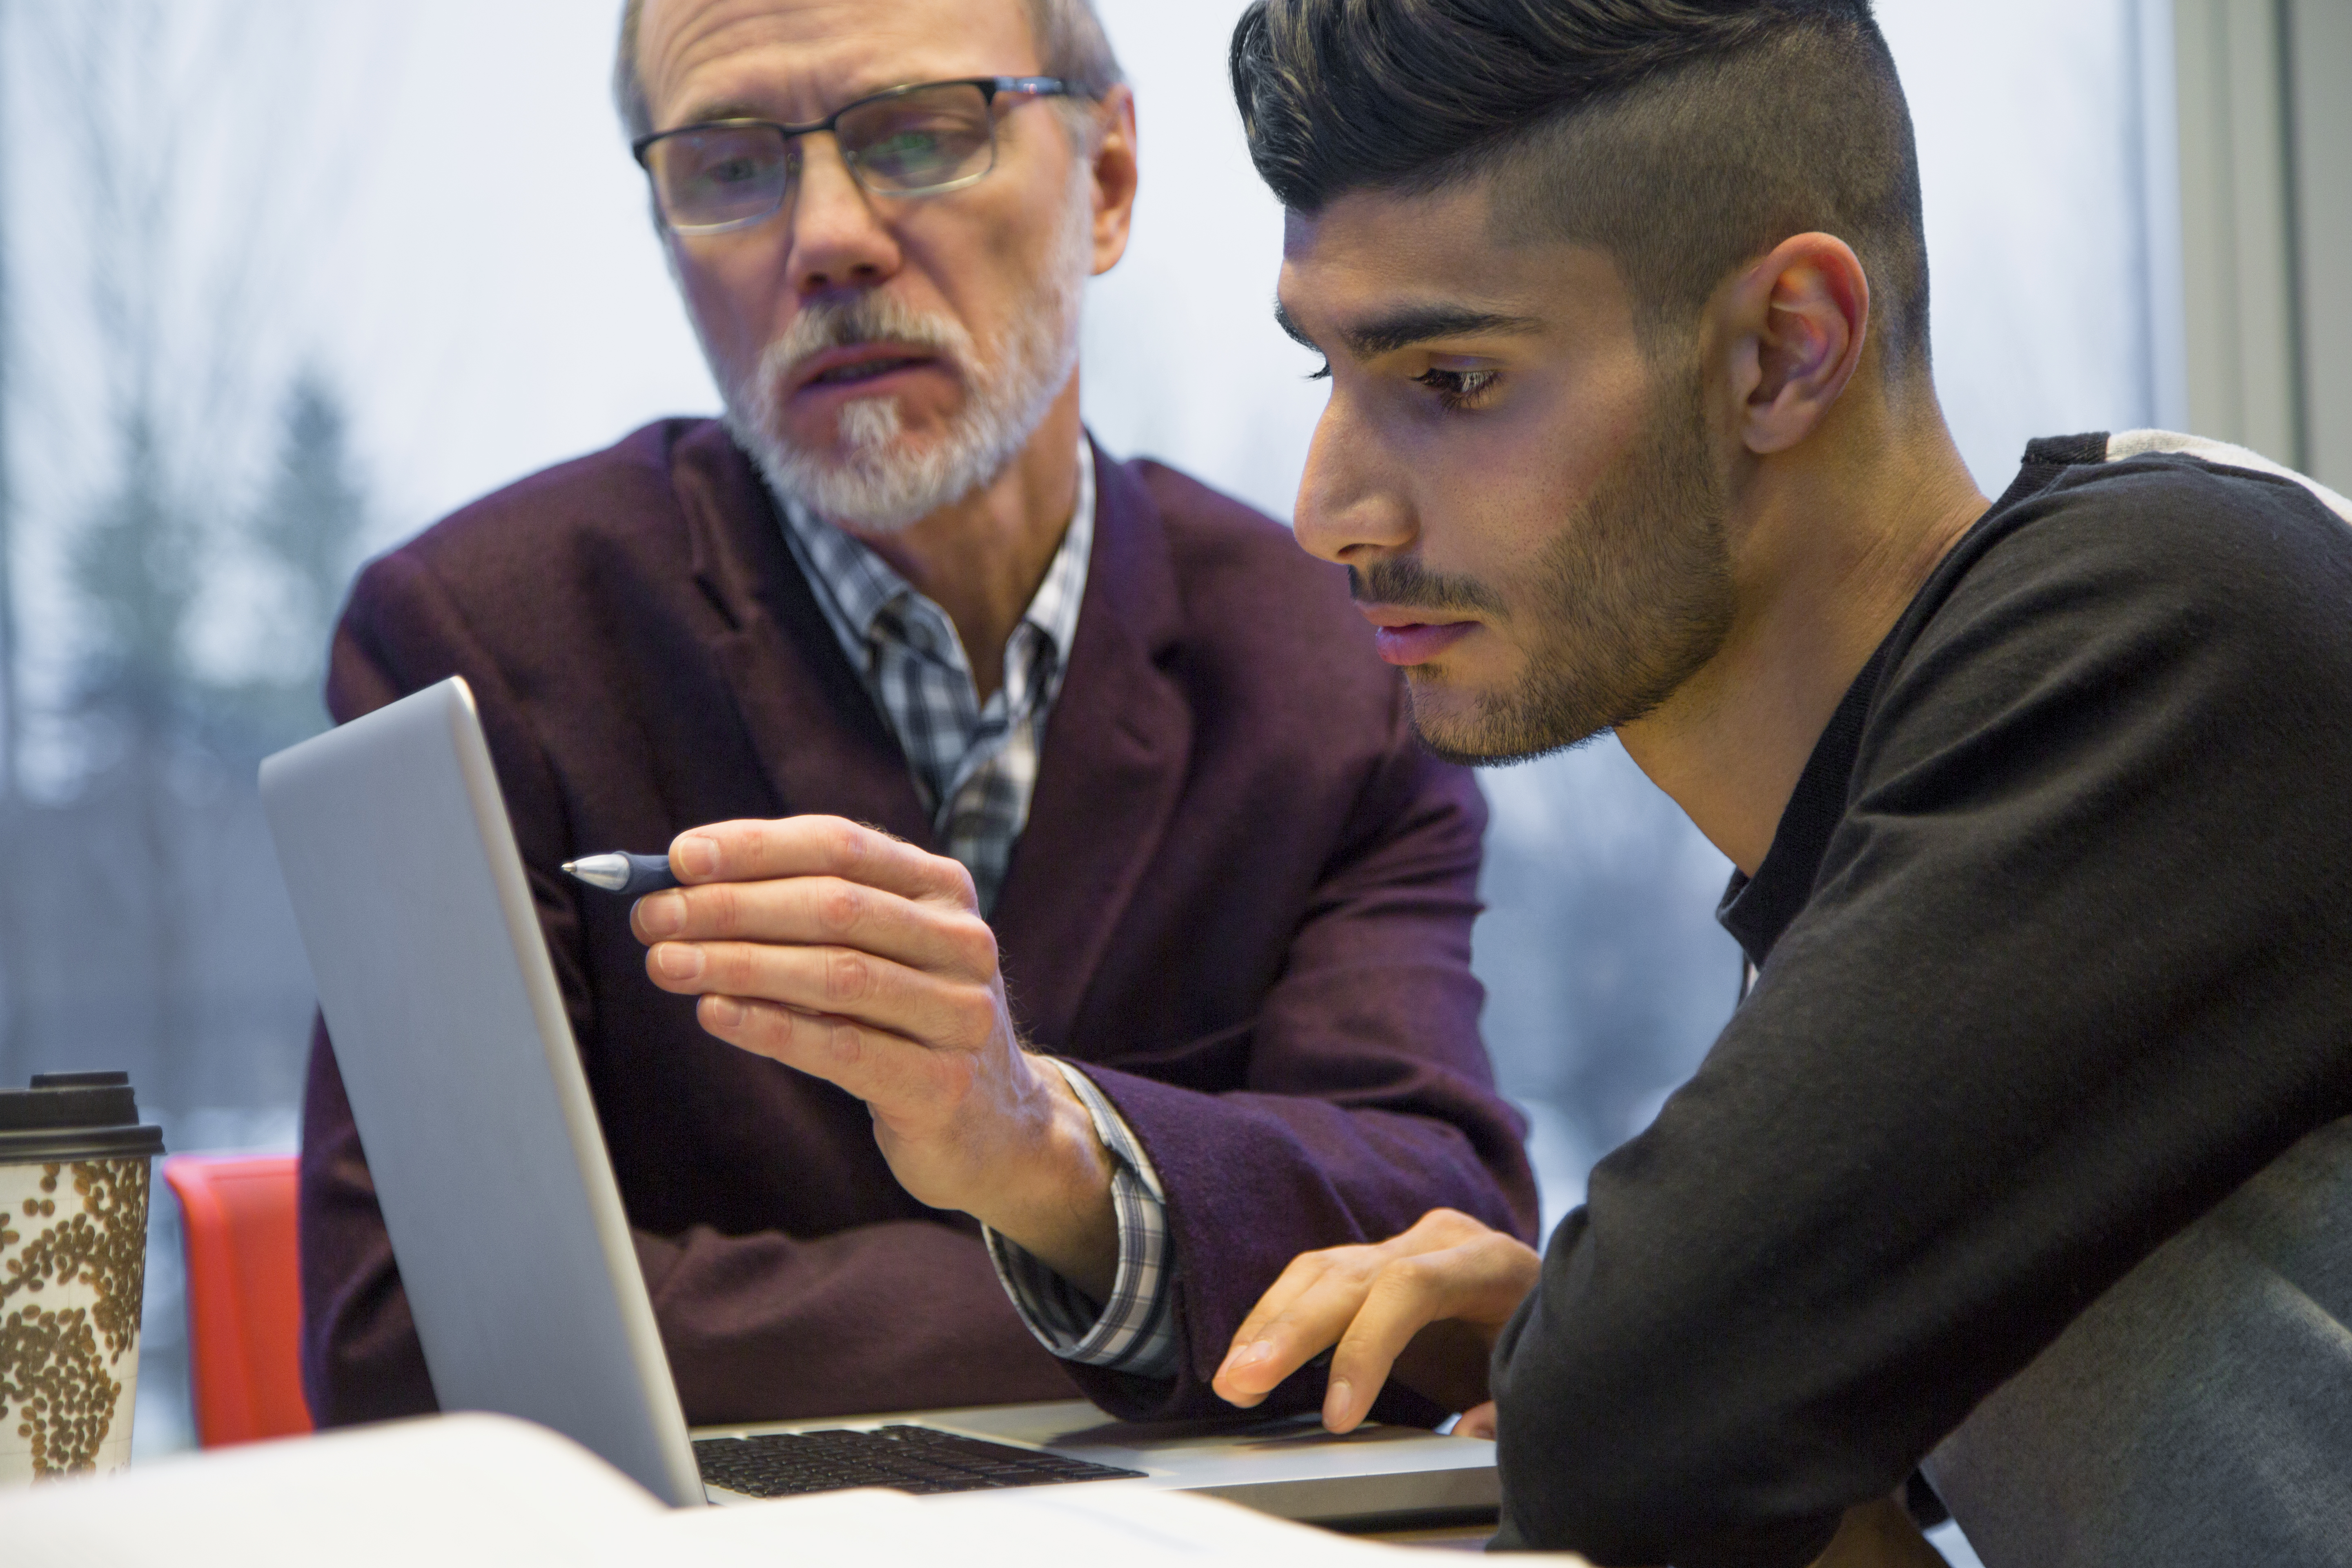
[
  {"left": 1230, "top": 0, "right": 1931, "bottom": 371},
  {"left": 612, "top": 0, "right": 1126, "bottom": 143}
]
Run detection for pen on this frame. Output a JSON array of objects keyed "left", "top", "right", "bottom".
[{"left": 561, "top": 851, "right": 680, "bottom": 896}]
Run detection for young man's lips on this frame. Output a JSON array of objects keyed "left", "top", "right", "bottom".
[{"left": 1371, "top": 621, "right": 1477, "bottom": 666}]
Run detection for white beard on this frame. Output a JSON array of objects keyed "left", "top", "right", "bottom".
[{"left": 716, "top": 163, "right": 1096, "bottom": 535}]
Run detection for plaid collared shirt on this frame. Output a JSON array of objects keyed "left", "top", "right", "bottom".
[
  {"left": 987, "top": 1062, "right": 1179, "bottom": 1379},
  {"left": 773, "top": 442, "right": 1180, "bottom": 1381},
  {"left": 776, "top": 447, "right": 1095, "bottom": 915}
]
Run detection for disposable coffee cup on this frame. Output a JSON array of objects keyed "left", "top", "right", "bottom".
[{"left": 0, "top": 1071, "right": 164, "bottom": 1483}]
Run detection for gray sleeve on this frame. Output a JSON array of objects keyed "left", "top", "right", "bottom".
[{"left": 1490, "top": 463, "right": 2352, "bottom": 1564}]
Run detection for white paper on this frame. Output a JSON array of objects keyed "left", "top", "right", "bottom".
[{"left": 0, "top": 1411, "right": 1597, "bottom": 1567}]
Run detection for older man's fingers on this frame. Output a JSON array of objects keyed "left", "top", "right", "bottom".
[
  {"left": 632, "top": 874, "right": 997, "bottom": 979},
  {"left": 646, "top": 938, "right": 1000, "bottom": 1054},
  {"left": 694, "top": 994, "right": 971, "bottom": 1118},
  {"left": 670, "top": 817, "right": 977, "bottom": 908}
]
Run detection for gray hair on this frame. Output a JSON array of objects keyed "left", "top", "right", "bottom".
[{"left": 612, "top": 0, "right": 1126, "bottom": 143}]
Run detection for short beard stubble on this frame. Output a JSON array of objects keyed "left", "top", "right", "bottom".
[
  {"left": 1369, "top": 365, "right": 1735, "bottom": 766},
  {"left": 719, "top": 157, "right": 1097, "bottom": 534}
]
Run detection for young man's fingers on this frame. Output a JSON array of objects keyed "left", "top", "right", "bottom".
[
  {"left": 1320, "top": 1252, "right": 1467, "bottom": 1432},
  {"left": 1382, "top": 1207, "right": 1506, "bottom": 1259},
  {"left": 1215, "top": 1213, "right": 1543, "bottom": 1415},
  {"left": 1221, "top": 1249, "right": 1350, "bottom": 1363},
  {"left": 1215, "top": 1212, "right": 1528, "bottom": 1406},
  {"left": 1436, "top": 1227, "right": 1547, "bottom": 1323},
  {"left": 1212, "top": 1252, "right": 1386, "bottom": 1406},
  {"left": 1389, "top": 1315, "right": 1506, "bottom": 1418},
  {"left": 670, "top": 817, "right": 977, "bottom": 908},
  {"left": 1319, "top": 1229, "right": 1544, "bottom": 1431}
]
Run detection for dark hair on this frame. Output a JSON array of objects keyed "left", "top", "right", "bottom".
[
  {"left": 614, "top": 0, "right": 1126, "bottom": 143},
  {"left": 1230, "top": 0, "right": 1930, "bottom": 368}
]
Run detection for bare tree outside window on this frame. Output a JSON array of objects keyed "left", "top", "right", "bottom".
[{"left": 0, "top": 0, "right": 377, "bottom": 1453}]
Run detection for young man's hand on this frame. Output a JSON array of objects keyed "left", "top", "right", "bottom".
[
  {"left": 1212, "top": 1208, "right": 1541, "bottom": 1432},
  {"left": 629, "top": 816, "right": 1117, "bottom": 1298}
]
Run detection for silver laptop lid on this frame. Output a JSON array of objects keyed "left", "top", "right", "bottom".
[{"left": 261, "top": 677, "right": 704, "bottom": 1507}]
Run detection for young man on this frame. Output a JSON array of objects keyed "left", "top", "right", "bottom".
[
  {"left": 1209, "top": 1, "right": 2352, "bottom": 1564},
  {"left": 298, "top": 0, "right": 1535, "bottom": 1431}
]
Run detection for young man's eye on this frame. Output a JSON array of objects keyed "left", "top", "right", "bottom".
[
  {"left": 1306, "top": 360, "right": 1332, "bottom": 382},
  {"left": 1414, "top": 367, "right": 1500, "bottom": 408}
]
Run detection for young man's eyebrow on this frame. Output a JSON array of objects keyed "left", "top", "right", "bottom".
[
  {"left": 1274, "top": 299, "right": 1321, "bottom": 352},
  {"left": 1273, "top": 299, "right": 1541, "bottom": 359}
]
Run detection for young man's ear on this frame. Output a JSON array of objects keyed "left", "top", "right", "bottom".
[{"left": 1720, "top": 232, "right": 1871, "bottom": 455}]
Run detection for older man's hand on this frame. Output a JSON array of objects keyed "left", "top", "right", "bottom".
[
  {"left": 630, "top": 816, "right": 1117, "bottom": 1298},
  {"left": 1213, "top": 1208, "right": 1542, "bottom": 1433}
]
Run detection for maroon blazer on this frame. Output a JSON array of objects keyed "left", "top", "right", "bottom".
[{"left": 298, "top": 420, "right": 1536, "bottom": 1430}]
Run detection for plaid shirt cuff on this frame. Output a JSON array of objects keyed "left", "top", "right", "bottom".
[{"left": 986, "top": 1060, "right": 1181, "bottom": 1381}]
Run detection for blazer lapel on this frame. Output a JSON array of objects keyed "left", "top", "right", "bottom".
[
  {"left": 990, "top": 441, "right": 1194, "bottom": 1052},
  {"left": 670, "top": 422, "right": 934, "bottom": 848}
]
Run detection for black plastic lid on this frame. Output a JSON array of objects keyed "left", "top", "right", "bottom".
[{"left": 0, "top": 1070, "right": 165, "bottom": 1160}]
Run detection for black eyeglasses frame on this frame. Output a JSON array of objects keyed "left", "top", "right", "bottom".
[{"left": 630, "top": 76, "right": 1087, "bottom": 234}]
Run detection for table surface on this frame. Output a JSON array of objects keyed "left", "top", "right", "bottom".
[{"left": 1362, "top": 1521, "right": 1497, "bottom": 1552}]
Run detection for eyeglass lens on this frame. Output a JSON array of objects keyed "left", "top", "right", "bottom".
[{"left": 647, "top": 82, "right": 1000, "bottom": 232}]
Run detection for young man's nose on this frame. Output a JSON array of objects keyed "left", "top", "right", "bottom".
[{"left": 1293, "top": 400, "right": 1417, "bottom": 567}]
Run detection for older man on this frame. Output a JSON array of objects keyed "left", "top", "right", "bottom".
[{"left": 296, "top": 0, "right": 1534, "bottom": 1429}]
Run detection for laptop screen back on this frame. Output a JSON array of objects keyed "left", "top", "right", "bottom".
[{"left": 261, "top": 677, "right": 703, "bottom": 1506}]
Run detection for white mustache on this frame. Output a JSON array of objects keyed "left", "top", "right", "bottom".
[
  {"left": 764, "top": 294, "right": 973, "bottom": 393},
  {"left": 717, "top": 152, "right": 1096, "bottom": 534}
]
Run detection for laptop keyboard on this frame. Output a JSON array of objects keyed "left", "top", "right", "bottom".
[{"left": 692, "top": 1424, "right": 1147, "bottom": 1499}]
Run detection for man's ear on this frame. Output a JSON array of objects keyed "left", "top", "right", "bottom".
[
  {"left": 1720, "top": 233, "right": 1870, "bottom": 456},
  {"left": 1086, "top": 85, "right": 1140, "bottom": 275}
]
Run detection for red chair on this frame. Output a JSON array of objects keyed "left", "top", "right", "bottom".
[{"left": 161, "top": 1154, "right": 315, "bottom": 1446}]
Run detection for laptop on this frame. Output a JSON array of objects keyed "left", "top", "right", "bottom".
[{"left": 259, "top": 676, "right": 1497, "bottom": 1528}]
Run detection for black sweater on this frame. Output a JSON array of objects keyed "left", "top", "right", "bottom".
[{"left": 1489, "top": 436, "right": 2352, "bottom": 1564}]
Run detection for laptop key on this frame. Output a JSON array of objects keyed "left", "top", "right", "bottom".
[{"left": 693, "top": 1429, "right": 1146, "bottom": 1500}]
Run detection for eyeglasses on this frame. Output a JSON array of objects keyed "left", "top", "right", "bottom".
[{"left": 632, "top": 77, "right": 1084, "bottom": 235}]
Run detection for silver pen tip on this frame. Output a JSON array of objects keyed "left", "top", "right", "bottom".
[{"left": 562, "top": 854, "right": 632, "bottom": 892}]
